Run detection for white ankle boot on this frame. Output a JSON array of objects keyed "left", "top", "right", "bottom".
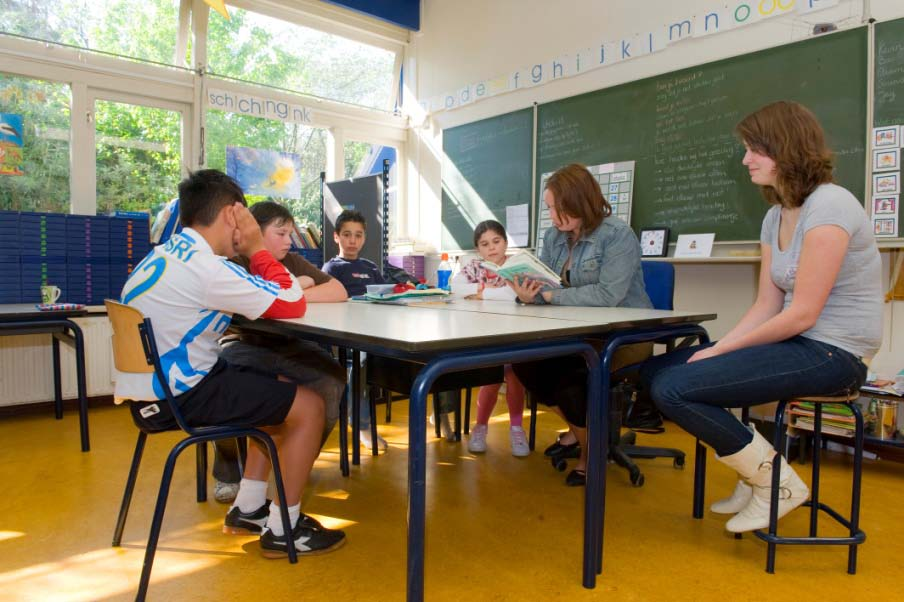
[
  {"left": 716, "top": 429, "right": 809, "bottom": 533},
  {"left": 709, "top": 480, "right": 753, "bottom": 514}
]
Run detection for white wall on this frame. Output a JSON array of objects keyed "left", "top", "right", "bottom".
[{"left": 407, "top": 0, "right": 904, "bottom": 372}]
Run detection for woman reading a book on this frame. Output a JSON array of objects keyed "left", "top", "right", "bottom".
[
  {"left": 640, "top": 101, "right": 882, "bottom": 532},
  {"left": 509, "top": 163, "right": 653, "bottom": 486},
  {"left": 450, "top": 220, "right": 530, "bottom": 456}
]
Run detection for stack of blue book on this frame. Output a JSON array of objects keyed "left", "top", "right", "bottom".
[
  {"left": 110, "top": 216, "right": 152, "bottom": 299},
  {"left": 20, "top": 212, "right": 67, "bottom": 304},
  {"left": 67, "top": 215, "right": 112, "bottom": 305},
  {"left": 0, "top": 212, "right": 20, "bottom": 303}
]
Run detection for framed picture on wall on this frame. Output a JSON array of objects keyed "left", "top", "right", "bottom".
[
  {"left": 873, "top": 148, "right": 900, "bottom": 172},
  {"left": 639, "top": 227, "right": 670, "bottom": 257},
  {"left": 873, "top": 125, "right": 900, "bottom": 148},
  {"left": 874, "top": 172, "right": 901, "bottom": 195}
]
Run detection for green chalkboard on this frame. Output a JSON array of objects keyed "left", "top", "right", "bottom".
[
  {"left": 537, "top": 27, "right": 868, "bottom": 241},
  {"left": 875, "top": 17, "right": 904, "bottom": 127},
  {"left": 441, "top": 108, "right": 533, "bottom": 251},
  {"left": 874, "top": 17, "right": 904, "bottom": 238}
]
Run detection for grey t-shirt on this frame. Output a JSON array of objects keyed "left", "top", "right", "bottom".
[{"left": 761, "top": 183, "right": 883, "bottom": 358}]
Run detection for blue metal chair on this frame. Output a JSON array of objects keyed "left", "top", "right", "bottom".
[{"left": 105, "top": 300, "right": 297, "bottom": 601}]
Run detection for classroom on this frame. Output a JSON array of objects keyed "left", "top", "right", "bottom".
[{"left": 1, "top": 1, "right": 903, "bottom": 600}]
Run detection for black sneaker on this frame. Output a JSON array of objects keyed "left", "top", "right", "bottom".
[
  {"left": 223, "top": 500, "right": 270, "bottom": 535},
  {"left": 260, "top": 514, "right": 346, "bottom": 558}
]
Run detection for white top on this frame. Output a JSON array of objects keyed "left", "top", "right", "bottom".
[
  {"left": 761, "top": 183, "right": 883, "bottom": 358},
  {"left": 450, "top": 258, "right": 517, "bottom": 301},
  {"left": 114, "top": 228, "right": 302, "bottom": 401}
]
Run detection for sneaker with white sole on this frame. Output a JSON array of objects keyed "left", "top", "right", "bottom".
[
  {"left": 510, "top": 426, "right": 530, "bottom": 457},
  {"left": 223, "top": 500, "right": 270, "bottom": 535},
  {"left": 360, "top": 428, "right": 388, "bottom": 452},
  {"left": 260, "top": 514, "right": 346, "bottom": 558},
  {"left": 214, "top": 480, "right": 240, "bottom": 504},
  {"left": 468, "top": 424, "right": 488, "bottom": 453}
]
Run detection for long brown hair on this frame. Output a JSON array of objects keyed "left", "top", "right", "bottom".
[
  {"left": 544, "top": 163, "right": 612, "bottom": 233},
  {"left": 735, "top": 101, "right": 834, "bottom": 208}
]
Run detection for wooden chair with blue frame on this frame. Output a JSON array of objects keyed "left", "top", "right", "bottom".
[{"left": 105, "top": 300, "right": 298, "bottom": 601}]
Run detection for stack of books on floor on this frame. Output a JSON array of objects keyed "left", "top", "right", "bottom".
[{"left": 789, "top": 401, "right": 855, "bottom": 437}]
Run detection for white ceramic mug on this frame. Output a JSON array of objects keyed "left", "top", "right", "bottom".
[{"left": 41, "top": 285, "right": 61, "bottom": 304}]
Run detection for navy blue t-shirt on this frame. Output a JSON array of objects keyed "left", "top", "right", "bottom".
[{"left": 322, "top": 256, "right": 384, "bottom": 296}]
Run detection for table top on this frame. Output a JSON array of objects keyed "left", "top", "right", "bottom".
[
  {"left": 0, "top": 303, "right": 88, "bottom": 322},
  {"left": 238, "top": 301, "right": 715, "bottom": 355}
]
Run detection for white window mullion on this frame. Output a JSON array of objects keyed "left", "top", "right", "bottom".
[
  {"left": 326, "top": 127, "right": 345, "bottom": 182},
  {"left": 69, "top": 82, "right": 95, "bottom": 215}
]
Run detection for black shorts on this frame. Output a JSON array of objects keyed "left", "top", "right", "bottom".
[{"left": 129, "top": 360, "right": 296, "bottom": 433}]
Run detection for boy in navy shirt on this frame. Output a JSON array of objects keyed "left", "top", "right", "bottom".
[
  {"left": 322, "top": 210, "right": 384, "bottom": 296},
  {"left": 322, "top": 210, "right": 392, "bottom": 450}
]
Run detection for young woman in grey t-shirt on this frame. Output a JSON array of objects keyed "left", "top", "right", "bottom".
[{"left": 640, "top": 101, "right": 881, "bottom": 533}]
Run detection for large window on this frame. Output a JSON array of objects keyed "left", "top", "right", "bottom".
[
  {"left": 206, "top": 110, "right": 326, "bottom": 226},
  {"left": 0, "top": 0, "right": 182, "bottom": 65},
  {"left": 95, "top": 99, "right": 182, "bottom": 214},
  {"left": 0, "top": 74, "right": 70, "bottom": 212},
  {"left": 207, "top": 7, "right": 396, "bottom": 110}
]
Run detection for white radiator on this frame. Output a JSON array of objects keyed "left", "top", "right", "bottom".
[{"left": 0, "top": 316, "right": 114, "bottom": 406}]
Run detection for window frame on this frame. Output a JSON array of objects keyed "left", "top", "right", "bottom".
[{"left": 0, "top": 1, "right": 408, "bottom": 236}]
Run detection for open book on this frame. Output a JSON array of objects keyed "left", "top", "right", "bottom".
[{"left": 481, "top": 251, "right": 562, "bottom": 290}]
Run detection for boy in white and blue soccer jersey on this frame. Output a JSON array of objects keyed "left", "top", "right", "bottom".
[{"left": 115, "top": 170, "right": 345, "bottom": 557}]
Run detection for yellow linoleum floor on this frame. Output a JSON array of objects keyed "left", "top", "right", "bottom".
[{"left": 0, "top": 400, "right": 902, "bottom": 602}]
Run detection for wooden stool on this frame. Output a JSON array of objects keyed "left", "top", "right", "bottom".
[{"left": 753, "top": 392, "right": 866, "bottom": 574}]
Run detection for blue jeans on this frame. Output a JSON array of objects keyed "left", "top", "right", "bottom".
[{"left": 639, "top": 336, "right": 867, "bottom": 456}]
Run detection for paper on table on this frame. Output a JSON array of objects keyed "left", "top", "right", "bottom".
[
  {"left": 505, "top": 203, "right": 529, "bottom": 247},
  {"left": 674, "top": 233, "right": 715, "bottom": 258}
]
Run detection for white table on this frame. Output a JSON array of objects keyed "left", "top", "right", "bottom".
[{"left": 236, "top": 301, "right": 716, "bottom": 601}]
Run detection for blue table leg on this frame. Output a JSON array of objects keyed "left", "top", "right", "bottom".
[
  {"left": 583, "top": 348, "right": 604, "bottom": 587},
  {"left": 51, "top": 335, "right": 63, "bottom": 419},
  {"left": 407, "top": 365, "right": 429, "bottom": 602},
  {"left": 406, "top": 340, "right": 599, "bottom": 601},
  {"left": 66, "top": 321, "right": 90, "bottom": 452},
  {"left": 592, "top": 325, "right": 711, "bottom": 578},
  {"left": 352, "top": 349, "right": 361, "bottom": 465}
]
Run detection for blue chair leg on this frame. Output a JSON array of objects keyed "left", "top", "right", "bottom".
[
  {"left": 338, "top": 383, "right": 350, "bottom": 476},
  {"left": 810, "top": 404, "right": 823, "bottom": 537},
  {"left": 765, "top": 400, "right": 789, "bottom": 574},
  {"left": 528, "top": 392, "right": 537, "bottom": 451},
  {"left": 136, "top": 440, "right": 192, "bottom": 602},
  {"left": 369, "top": 385, "right": 379, "bottom": 456},
  {"left": 454, "top": 391, "right": 462, "bottom": 441},
  {"left": 432, "top": 394, "right": 442, "bottom": 438},
  {"left": 464, "top": 388, "right": 471, "bottom": 435},
  {"left": 113, "top": 431, "right": 147, "bottom": 546},
  {"left": 253, "top": 433, "right": 298, "bottom": 564},
  {"left": 693, "top": 440, "right": 706, "bottom": 519},
  {"left": 236, "top": 437, "right": 247, "bottom": 476},
  {"left": 196, "top": 441, "right": 208, "bottom": 503},
  {"left": 849, "top": 403, "right": 864, "bottom": 574}
]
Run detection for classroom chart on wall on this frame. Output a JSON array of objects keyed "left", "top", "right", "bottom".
[
  {"left": 536, "top": 161, "right": 635, "bottom": 252},
  {"left": 535, "top": 26, "right": 868, "bottom": 242},
  {"left": 441, "top": 108, "right": 533, "bottom": 251},
  {"left": 873, "top": 17, "right": 904, "bottom": 238}
]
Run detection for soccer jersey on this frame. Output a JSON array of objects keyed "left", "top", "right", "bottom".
[{"left": 114, "top": 228, "right": 304, "bottom": 402}]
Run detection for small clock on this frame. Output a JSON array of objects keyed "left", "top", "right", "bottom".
[{"left": 640, "top": 227, "right": 670, "bottom": 257}]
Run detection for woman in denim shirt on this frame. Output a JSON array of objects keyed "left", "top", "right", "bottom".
[{"left": 511, "top": 164, "right": 652, "bottom": 486}]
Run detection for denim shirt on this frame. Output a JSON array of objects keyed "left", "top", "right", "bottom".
[{"left": 539, "top": 216, "right": 652, "bottom": 308}]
